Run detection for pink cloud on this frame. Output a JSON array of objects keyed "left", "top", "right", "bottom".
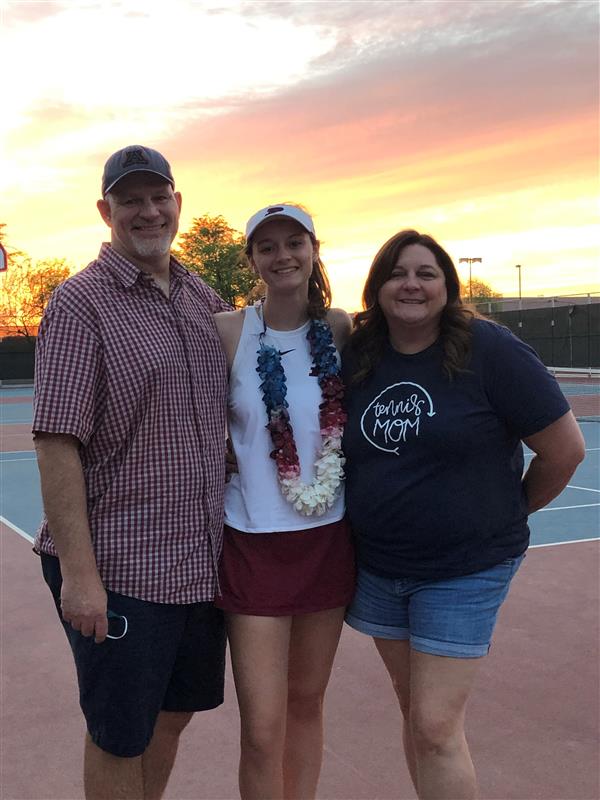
[
  {"left": 163, "top": 1, "right": 597, "bottom": 192},
  {"left": 4, "top": 1, "right": 69, "bottom": 26}
]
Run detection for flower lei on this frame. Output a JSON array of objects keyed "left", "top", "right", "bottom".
[{"left": 256, "top": 313, "right": 347, "bottom": 516}]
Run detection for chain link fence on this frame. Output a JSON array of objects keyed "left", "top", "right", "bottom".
[
  {"left": 0, "top": 337, "right": 35, "bottom": 383},
  {"left": 474, "top": 293, "right": 599, "bottom": 372},
  {"left": 1, "top": 293, "right": 599, "bottom": 382}
]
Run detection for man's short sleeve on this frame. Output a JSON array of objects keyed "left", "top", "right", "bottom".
[
  {"left": 483, "top": 323, "right": 570, "bottom": 439},
  {"left": 203, "top": 281, "right": 234, "bottom": 313},
  {"left": 33, "top": 302, "right": 102, "bottom": 445}
]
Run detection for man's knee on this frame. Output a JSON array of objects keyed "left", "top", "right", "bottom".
[
  {"left": 84, "top": 733, "right": 144, "bottom": 799},
  {"left": 154, "top": 710, "right": 194, "bottom": 739}
]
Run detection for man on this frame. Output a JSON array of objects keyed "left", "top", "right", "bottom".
[{"left": 33, "top": 145, "right": 230, "bottom": 800}]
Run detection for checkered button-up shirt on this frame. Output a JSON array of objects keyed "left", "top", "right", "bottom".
[{"left": 33, "top": 244, "right": 230, "bottom": 604}]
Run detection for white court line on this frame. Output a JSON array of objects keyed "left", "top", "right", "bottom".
[
  {"left": 0, "top": 516, "right": 34, "bottom": 544},
  {"left": 530, "top": 537, "right": 599, "bottom": 548},
  {"left": 538, "top": 502, "right": 600, "bottom": 512},
  {"left": 0, "top": 457, "right": 36, "bottom": 463},
  {"left": 567, "top": 485, "right": 600, "bottom": 493}
]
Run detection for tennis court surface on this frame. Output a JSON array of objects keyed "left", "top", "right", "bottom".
[{"left": 1, "top": 378, "right": 598, "bottom": 799}]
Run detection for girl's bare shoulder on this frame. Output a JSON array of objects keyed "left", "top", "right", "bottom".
[
  {"left": 214, "top": 309, "right": 243, "bottom": 335},
  {"left": 214, "top": 309, "right": 245, "bottom": 367},
  {"left": 326, "top": 307, "right": 353, "bottom": 351}
]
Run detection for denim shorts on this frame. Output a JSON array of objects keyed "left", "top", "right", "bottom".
[
  {"left": 41, "top": 554, "right": 226, "bottom": 757},
  {"left": 345, "top": 555, "right": 524, "bottom": 659}
]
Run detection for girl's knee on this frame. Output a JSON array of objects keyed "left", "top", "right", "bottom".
[
  {"left": 241, "top": 718, "right": 286, "bottom": 759},
  {"left": 287, "top": 686, "right": 325, "bottom": 722}
]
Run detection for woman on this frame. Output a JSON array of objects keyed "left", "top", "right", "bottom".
[
  {"left": 342, "top": 230, "right": 585, "bottom": 800},
  {"left": 214, "top": 204, "right": 355, "bottom": 800}
]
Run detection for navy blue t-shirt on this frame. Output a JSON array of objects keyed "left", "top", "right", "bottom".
[{"left": 342, "top": 319, "right": 570, "bottom": 580}]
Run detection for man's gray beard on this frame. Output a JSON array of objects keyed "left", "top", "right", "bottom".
[{"left": 131, "top": 233, "right": 173, "bottom": 259}]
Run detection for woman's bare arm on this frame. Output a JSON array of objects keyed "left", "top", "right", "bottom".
[{"left": 522, "top": 411, "right": 585, "bottom": 513}]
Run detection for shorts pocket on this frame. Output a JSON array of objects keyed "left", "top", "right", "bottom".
[{"left": 499, "top": 554, "right": 525, "bottom": 570}]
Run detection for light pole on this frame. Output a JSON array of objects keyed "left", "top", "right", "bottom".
[
  {"left": 458, "top": 257, "right": 482, "bottom": 301},
  {"left": 515, "top": 264, "right": 522, "bottom": 331}
]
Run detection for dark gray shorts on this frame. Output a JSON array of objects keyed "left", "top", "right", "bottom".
[{"left": 41, "top": 554, "right": 226, "bottom": 757}]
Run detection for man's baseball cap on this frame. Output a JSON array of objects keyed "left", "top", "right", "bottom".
[
  {"left": 245, "top": 204, "right": 315, "bottom": 241},
  {"left": 101, "top": 145, "right": 175, "bottom": 196}
]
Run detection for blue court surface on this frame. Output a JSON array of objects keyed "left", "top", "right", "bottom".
[{"left": 1, "top": 387, "right": 598, "bottom": 547}]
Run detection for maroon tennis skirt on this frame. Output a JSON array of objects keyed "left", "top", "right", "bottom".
[{"left": 215, "top": 518, "right": 356, "bottom": 616}]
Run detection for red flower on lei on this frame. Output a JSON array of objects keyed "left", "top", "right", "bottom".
[{"left": 256, "top": 318, "right": 347, "bottom": 515}]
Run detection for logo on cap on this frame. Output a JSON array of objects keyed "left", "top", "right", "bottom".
[
  {"left": 265, "top": 206, "right": 284, "bottom": 216},
  {"left": 122, "top": 148, "right": 150, "bottom": 167}
]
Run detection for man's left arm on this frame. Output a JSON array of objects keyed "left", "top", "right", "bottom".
[{"left": 35, "top": 432, "right": 109, "bottom": 642}]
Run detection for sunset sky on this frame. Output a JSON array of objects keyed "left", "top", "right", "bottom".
[{"left": 2, "top": 0, "right": 598, "bottom": 310}]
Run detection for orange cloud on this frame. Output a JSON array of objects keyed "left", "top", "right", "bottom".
[{"left": 2, "top": 0, "right": 597, "bottom": 311}]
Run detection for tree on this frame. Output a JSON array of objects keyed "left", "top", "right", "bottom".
[
  {"left": 175, "top": 215, "right": 259, "bottom": 307},
  {"left": 0, "top": 255, "right": 72, "bottom": 340},
  {"left": 0, "top": 226, "right": 7, "bottom": 273},
  {"left": 462, "top": 277, "right": 502, "bottom": 305},
  {"left": 244, "top": 279, "right": 267, "bottom": 305}
]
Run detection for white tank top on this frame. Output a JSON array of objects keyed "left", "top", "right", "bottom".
[{"left": 224, "top": 305, "right": 345, "bottom": 532}]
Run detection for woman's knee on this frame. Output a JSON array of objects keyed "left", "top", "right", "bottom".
[
  {"left": 409, "top": 707, "right": 465, "bottom": 755},
  {"left": 387, "top": 675, "right": 410, "bottom": 718}
]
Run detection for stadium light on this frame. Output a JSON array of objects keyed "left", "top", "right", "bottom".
[
  {"left": 458, "top": 257, "right": 482, "bottom": 301},
  {"left": 515, "top": 264, "right": 523, "bottom": 329}
]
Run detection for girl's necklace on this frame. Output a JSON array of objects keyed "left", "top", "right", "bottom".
[{"left": 256, "top": 302, "right": 347, "bottom": 516}]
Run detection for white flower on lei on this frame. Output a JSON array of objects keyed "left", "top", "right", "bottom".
[{"left": 278, "top": 430, "right": 345, "bottom": 516}]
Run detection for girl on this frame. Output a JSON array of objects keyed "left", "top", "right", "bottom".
[{"left": 214, "top": 204, "right": 355, "bottom": 800}]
